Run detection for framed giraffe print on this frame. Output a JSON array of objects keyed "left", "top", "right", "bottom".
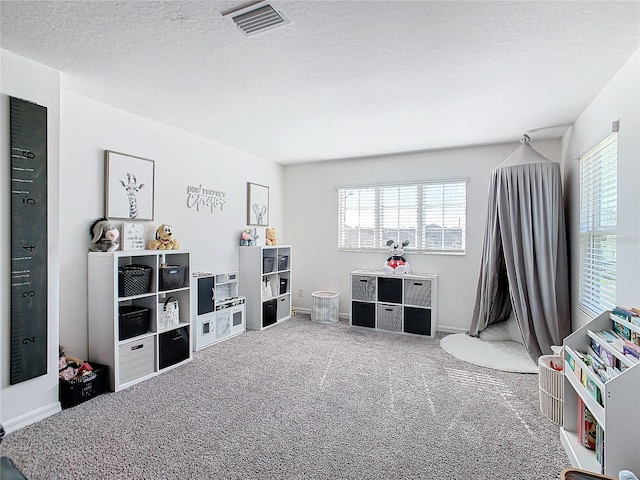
[{"left": 104, "top": 151, "right": 155, "bottom": 221}]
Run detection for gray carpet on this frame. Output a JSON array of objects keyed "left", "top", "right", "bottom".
[{"left": 1, "top": 315, "right": 568, "bottom": 479}]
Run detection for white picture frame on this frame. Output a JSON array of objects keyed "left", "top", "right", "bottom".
[
  {"left": 105, "top": 151, "right": 155, "bottom": 220},
  {"left": 247, "top": 182, "right": 269, "bottom": 226},
  {"left": 121, "top": 222, "right": 145, "bottom": 250}
]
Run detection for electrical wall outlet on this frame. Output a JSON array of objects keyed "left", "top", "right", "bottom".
[{"left": 298, "top": 288, "right": 304, "bottom": 297}]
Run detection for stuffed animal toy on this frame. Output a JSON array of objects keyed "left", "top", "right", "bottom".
[
  {"left": 89, "top": 217, "right": 120, "bottom": 252},
  {"left": 58, "top": 345, "right": 92, "bottom": 381},
  {"left": 265, "top": 227, "right": 278, "bottom": 246},
  {"left": 148, "top": 224, "right": 180, "bottom": 250},
  {"left": 382, "top": 239, "right": 411, "bottom": 274},
  {"left": 240, "top": 228, "right": 259, "bottom": 246}
]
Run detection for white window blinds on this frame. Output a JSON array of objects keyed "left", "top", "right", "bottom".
[
  {"left": 338, "top": 180, "right": 467, "bottom": 253},
  {"left": 578, "top": 133, "right": 617, "bottom": 316}
]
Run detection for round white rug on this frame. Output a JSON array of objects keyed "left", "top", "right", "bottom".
[{"left": 440, "top": 333, "right": 538, "bottom": 374}]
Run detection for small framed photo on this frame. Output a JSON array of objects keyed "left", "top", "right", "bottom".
[
  {"left": 247, "top": 182, "right": 269, "bottom": 226},
  {"left": 105, "top": 151, "right": 154, "bottom": 220},
  {"left": 121, "top": 222, "right": 145, "bottom": 250}
]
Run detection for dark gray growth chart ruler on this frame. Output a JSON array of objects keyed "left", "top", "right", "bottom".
[{"left": 10, "top": 96, "right": 48, "bottom": 384}]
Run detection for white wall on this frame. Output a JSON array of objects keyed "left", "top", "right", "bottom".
[
  {"left": 1, "top": 50, "right": 61, "bottom": 430},
  {"left": 284, "top": 139, "right": 562, "bottom": 332},
  {"left": 1, "top": 50, "right": 285, "bottom": 430},
  {"left": 59, "top": 90, "right": 285, "bottom": 360},
  {"left": 562, "top": 48, "right": 640, "bottom": 331}
]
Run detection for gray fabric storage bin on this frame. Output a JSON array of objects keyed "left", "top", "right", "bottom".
[
  {"left": 351, "top": 275, "right": 376, "bottom": 302},
  {"left": 404, "top": 278, "right": 432, "bottom": 307},
  {"left": 376, "top": 303, "right": 402, "bottom": 332},
  {"left": 118, "top": 337, "right": 155, "bottom": 385}
]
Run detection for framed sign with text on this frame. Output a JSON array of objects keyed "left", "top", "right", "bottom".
[{"left": 121, "top": 222, "right": 145, "bottom": 250}]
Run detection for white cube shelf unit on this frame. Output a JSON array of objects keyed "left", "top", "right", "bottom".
[
  {"left": 239, "top": 245, "right": 292, "bottom": 330},
  {"left": 561, "top": 311, "right": 640, "bottom": 476},
  {"left": 191, "top": 271, "right": 246, "bottom": 351},
  {"left": 88, "top": 250, "right": 192, "bottom": 392},
  {"left": 350, "top": 270, "right": 438, "bottom": 337}
]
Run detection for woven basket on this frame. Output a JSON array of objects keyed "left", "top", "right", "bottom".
[
  {"left": 538, "top": 355, "right": 563, "bottom": 425},
  {"left": 118, "top": 265, "right": 152, "bottom": 297},
  {"left": 159, "top": 265, "right": 186, "bottom": 291}
]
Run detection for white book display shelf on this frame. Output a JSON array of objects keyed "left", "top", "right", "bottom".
[{"left": 561, "top": 311, "right": 640, "bottom": 476}]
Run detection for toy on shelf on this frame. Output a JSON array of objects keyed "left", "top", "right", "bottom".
[
  {"left": 265, "top": 227, "right": 278, "bottom": 246},
  {"left": 381, "top": 239, "right": 411, "bottom": 275},
  {"left": 58, "top": 345, "right": 92, "bottom": 381},
  {"left": 148, "top": 223, "right": 180, "bottom": 250},
  {"left": 89, "top": 217, "right": 120, "bottom": 252},
  {"left": 240, "top": 228, "right": 259, "bottom": 246}
]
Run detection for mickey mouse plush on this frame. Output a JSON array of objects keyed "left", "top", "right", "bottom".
[{"left": 382, "top": 239, "right": 411, "bottom": 274}]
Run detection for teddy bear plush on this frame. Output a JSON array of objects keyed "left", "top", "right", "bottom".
[
  {"left": 89, "top": 217, "right": 120, "bottom": 252},
  {"left": 382, "top": 239, "right": 411, "bottom": 274},
  {"left": 148, "top": 224, "right": 180, "bottom": 250},
  {"left": 265, "top": 227, "right": 278, "bottom": 246}
]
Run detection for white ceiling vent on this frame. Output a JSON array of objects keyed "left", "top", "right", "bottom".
[{"left": 222, "top": 1, "right": 291, "bottom": 36}]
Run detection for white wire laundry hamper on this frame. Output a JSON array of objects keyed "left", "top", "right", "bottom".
[
  {"left": 311, "top": 291, "right": 339, "bottom": 323},
  {"left": 538, "top": 354, "right": 563, "bottom": 426}
]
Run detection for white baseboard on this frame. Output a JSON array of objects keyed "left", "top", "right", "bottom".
[
  {"left": 2, "top": 402, "right": 61, "bottom": 434},
  {"left": 437, "top": 326, "right": 468, "bottom": 334},
  {"left": 294, "top": 307, "right": 349, "bottom": 320}
]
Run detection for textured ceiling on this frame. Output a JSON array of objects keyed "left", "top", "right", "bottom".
[{"left": 1, "top": 1, "right": 639, "bottom": 165}]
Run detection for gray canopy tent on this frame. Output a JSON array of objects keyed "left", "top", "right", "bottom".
[{"left": 469, "top": 135, "right": 571, "bottom": 361}]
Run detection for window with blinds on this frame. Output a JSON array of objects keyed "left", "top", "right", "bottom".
[
  {"left": 578, "top": 133, "right": 617, "bottom": 316},
  {"left": 337, "top": 180, "right": 467, "bottom": 253}
]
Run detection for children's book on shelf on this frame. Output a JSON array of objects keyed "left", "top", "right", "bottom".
[
  {"left": 595, "top": 422, "right": 604, "bottom": 469},
  {"left": 577, "top": 397, "right": 598, "bottom": 450},
  {"left": 589, "top": 337, "right": 624, "bottom": 377},
  {"left": 613, "top": 320, "right": 632, "bottom": 342},
  {"left": 612, "top": 306, "right": 640, "bottom": 326},
  {"left": 577, "top": 396, "right": 584, "bottom": 446}
]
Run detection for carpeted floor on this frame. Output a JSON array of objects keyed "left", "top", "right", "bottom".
[{"left": 1, "top": 314, "right": 569, "bottom": 479}]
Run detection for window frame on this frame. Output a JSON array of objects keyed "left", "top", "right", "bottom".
[
  {"left": 337, "top": 178, "right": 467, "bottom": 255},
  {"left": 577, "top": 132, "right": 618, "bottom": 317}
]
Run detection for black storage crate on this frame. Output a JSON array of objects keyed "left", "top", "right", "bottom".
[
  {"left": 118, "top": 305, "right": 151, "bottom": 340},
  {"left": 159, "top": 327, "right": 190, "bottom": 369},
  {"left": 118, "top": 264, "right": 152, "bottom": 297},
  {"left": 263, "top": 299, "right": 277, "bottom": 327},
  {"left": 404, "top": 306, "right": 432, "bottom": 336},
  {"left": 352, "top": 301, "right": 375, "bottom": 328},
  {"left": 279, "top": 277, "right": 288, "bottom": 295},
  {"left": 159, "top": 265, "right": 186, "bottom": 290},
  {"left": 59, "top": 363, "right": 108, "bottom": 409},
  {"left": 278, "top": 255, "right": 289, "bottom": 271},
  {"left": 377, "top": 277, "right": 402, "bottom": 303},
  {"left": 263, "top": 257, "right": 274, "bottom": 274}
]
